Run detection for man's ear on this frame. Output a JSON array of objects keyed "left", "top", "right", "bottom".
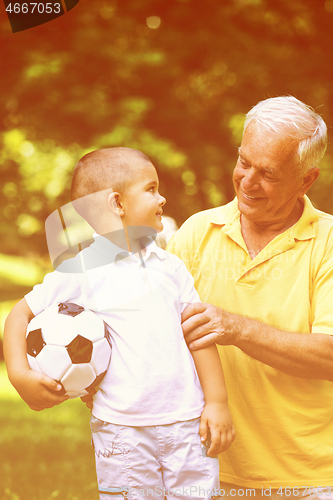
[
  {"left": 107, "top": 192, "right": 124, "bottom": 216},
  {"left": 299, "top": 167, "right": 320, "bottom": 196}
]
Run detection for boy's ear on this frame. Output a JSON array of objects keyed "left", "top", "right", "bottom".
[{"left": 107, "top": 192, "right": 124, "bottom": 216}]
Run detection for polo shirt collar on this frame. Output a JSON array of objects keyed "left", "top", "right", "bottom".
[
  {"left": 93, "top": 233, "right": 166, "bottom": 261},
  {"left": 145, "top": 239, "right": 167, "bottom": 260},
  {"left": 92, "top": 233, "right": 129, "bottom": 261},
  {"left": 209, "top": 195, "right": 318, "bottom": 242},
  {"left": 210, "top": 197, "right": 239, "bottom": 226},
  {"left": 291, "top": 195, "right": 318, "bottom": 241},
  {"left": 209, "top": 198, "right": 246, "bottom": 251}
]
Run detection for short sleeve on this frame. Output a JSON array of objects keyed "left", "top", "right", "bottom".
[
  {"left": 174, "top": 260, "right": 201, "bottom": 313},
  {"left": 311, "top": 233, "right": 333, "bottom": 335},
  {"left": 25, "top": 269, "right": 82, "bottom": 317}
]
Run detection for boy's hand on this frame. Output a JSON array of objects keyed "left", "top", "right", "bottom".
[
  {"left": 13, "top": 369, "right": 68, "bottom": 411},
  {"left": 4, "top": 299, "right": 67, "bottom": 411},
  {"left": 80, "top": 389, "right": 96, "bottom": 410},
  {"left": 199, "top": 402, "right": 235, "bottom": 456}
]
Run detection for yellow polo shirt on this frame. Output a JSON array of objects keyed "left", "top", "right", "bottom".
[{"left": 167, "top": 196, "right": 333, "bottom": 488}]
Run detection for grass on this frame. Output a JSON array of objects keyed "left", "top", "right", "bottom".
[{"left": 0, "top": 362, "right": 99, "bottom": 500}]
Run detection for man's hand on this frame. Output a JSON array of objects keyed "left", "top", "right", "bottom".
[
  {"left": 199, "top": 402, "right": 235, "bottom": 456},
  {"left": 13, "top": 369, "right": 68, "bottom": 411},
  {"left": 181, "top": 303, "right": 242, "bottom": 350}
]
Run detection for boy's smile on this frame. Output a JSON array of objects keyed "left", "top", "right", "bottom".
[{"left": 120, "top": 162, "right": 166, "bottom": 233}]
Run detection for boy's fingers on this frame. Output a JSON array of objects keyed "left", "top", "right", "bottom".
[
  {"left": 80, "top": 397, "right": 93, "bottom": 409},
  {"left": 40, "top": 375, "right": 64, "bottom": 393},
  {"left": 15, "top": 371, "right": 68, "bottom": 411},
  {"left": 39, "top": 376, "right": 68, "bottom": 403},
  {"left": 81, "top": 389, "right": 96, "bottom": 409},
  {"left": 41, "top": 386, "right": 68, "bottom": 403},
  {"left": 217, "top": 428, "right": 235, "bottom": 453},
  {"left": 228, "top": 427, "right": 236, "bottom": 445},
  {"left": 219, "top": 432, "right": 228, "bottom": 453},
  {"left": 27, "top": 390, "right": 67, "bottom": 411},
  {"left": 199, "top": 419, "right": 208, "bottom": 443},
  {"left": 85, "top": 400, "right": 93, "bottom": 410},
  {"left": 31, "top": 398, "right": 65, "bottom": 411},
  {"left": 207, "top": 427, "right": 221, "bottom": 456},
  {"left": 215, "top": 428, "right": 235, "bottom": 454},
  {"left": 227, "top": 428, "right": 236, "bottom": 448},
  {"left": 81, "top": 389, "right": 96, "bottom": 402}
]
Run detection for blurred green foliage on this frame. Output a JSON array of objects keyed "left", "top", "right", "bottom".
[
  {"left": 0, "top": 363, "right": 98, "bottom": 500},
  {"left": 1, "top": 0, "right": 333, "bottom": 304}
]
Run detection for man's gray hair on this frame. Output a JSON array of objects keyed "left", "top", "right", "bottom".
[{"left": 244, "top": 96, "right": 327, "bottom": 174}]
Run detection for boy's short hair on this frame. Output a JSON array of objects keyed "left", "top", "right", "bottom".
[
  {"left": 71, "top": 147, "right": 152, "bottom": 201},
  {"left": 71, "top": 147, "right": 153, "bottom": 230}
]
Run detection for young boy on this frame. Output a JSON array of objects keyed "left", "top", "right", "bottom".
[{"left": 4, "top": 148, "right": 235, "bottom": 500}]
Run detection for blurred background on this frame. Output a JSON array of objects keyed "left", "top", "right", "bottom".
[{"left": 1, "top": 0, "right": 333, "bottom": 498}]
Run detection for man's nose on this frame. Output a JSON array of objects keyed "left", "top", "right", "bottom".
[{"left": 241, "top": 168, "right": 260, "bottom": 190}]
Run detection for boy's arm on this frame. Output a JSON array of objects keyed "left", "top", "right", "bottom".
[
  {"left": 191, "top": 343, "right": 235, "bottom": 456},
  {"left": 4, "top": 298, "right": 68, "bottom": 411}
]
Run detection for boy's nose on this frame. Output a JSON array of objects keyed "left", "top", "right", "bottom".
[{"left": 159, "top": 194, "right": 166, "bottom": 206}]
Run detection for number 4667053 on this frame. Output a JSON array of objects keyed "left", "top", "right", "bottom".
[{"left": 6, "top": 3, "right": 61, "bottom": 14}]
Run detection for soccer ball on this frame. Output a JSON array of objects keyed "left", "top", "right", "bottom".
[{"left": 26, "top": 302, "right": 112, "bottom": 398}]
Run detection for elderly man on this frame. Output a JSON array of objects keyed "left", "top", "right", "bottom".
[{"left": 167, "top": 96, "right": 333, "bottom": 498}]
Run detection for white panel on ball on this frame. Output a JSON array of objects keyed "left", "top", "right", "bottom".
[
  {"left": 27, "top": 354, "right": 42, "bottom": 373},
  {"left": 42, "top": 315, "right": 77, "bottom": 346},
  {"left": 73, "top": 311, "right": 106, "bottom": 342},
  {"left": 61, "top": 363, "right": 96, "bottom": 394},
  {"left": 90, "top": 338, "right": 112, "bottom": 375},
  {"left": 36, "top": 345, "right": 72, "bottom": 381}
]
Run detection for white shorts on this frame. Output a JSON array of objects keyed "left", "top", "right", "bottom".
[{"left": 90, "top": 416, "right": 220, "bottom": 500}]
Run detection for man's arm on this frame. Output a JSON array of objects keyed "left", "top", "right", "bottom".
[
  {"left": 191, "top": 343, "right": 235, "bottom": 456},
  {"left": 182, "top": 303, "right": 333, "bottom": 381},
  {"left": 4, "top": 298, "right": 68, "bottom": 410}
]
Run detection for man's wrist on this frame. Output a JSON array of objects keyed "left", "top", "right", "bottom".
[{"left": 220, "top": 310, "right": 246, "bottom": 347}]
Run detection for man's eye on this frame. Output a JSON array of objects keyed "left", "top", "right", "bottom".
[{"left": 238, "top": 158, "right": 248, "bottom": 168}]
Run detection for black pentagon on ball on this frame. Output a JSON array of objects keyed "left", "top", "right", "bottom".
[
  {"left": 27, "top": 328, "right": 46, "bottom": 357},
  {"left": 58, "top": 302, "right": 85, "bottom": 317},
  {"left": 66, "top": 335, "right": 93, "bottom": 363}
]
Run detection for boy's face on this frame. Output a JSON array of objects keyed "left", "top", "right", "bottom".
[{"left": 120, "top": 162, "right": 166, "bottom": 232}]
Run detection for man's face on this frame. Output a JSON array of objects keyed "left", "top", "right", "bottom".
[{"left": 233, "top": 122, "right": 306, "bottom": 226}]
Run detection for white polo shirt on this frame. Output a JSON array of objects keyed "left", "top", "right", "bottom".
[{"left": 25, "top": 235, "right": 204, "bottom": 426}]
